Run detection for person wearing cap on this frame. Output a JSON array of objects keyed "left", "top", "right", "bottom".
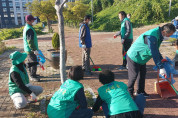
[
  {"left": 79, "top": 15, "right": 92, "bottom": 75},
  {"left": 127, "top": 23, "right": 176, "bottom": 98},
  {"left": 23, "top": 15, "right": 39, "bottom": 81},
  {"left": 172, "top": 16, "right": 178, "bottom": 29},
  {"left": 9, "top": 51, "right": 43, "bottom": 109},
  {"left": 114, "top": 11, "right": 133, "bottom": 70}
]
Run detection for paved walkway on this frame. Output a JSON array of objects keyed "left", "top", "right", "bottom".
[{"left": 0, "top": 25, "right": 178, "bottom": 118}]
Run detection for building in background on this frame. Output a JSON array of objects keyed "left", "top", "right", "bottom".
[{"left": 0, "top": 0, "right": 32, "bottom": 28}]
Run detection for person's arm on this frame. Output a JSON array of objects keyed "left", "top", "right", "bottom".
[
  {"left": 74, "top": 88, "right": 87, "bottom": 108},
  {"left": 25, "top": 62, "right": 39, "bottom": 68},
  {"left": 26, "top": 29, "right": 37, "bottom": 51},
  {"left": 123, "top": 20, "right": 131, "bottom": 40},
  {"left": 10, "top": 72, "right": 32, "bottom": 94},
  {"left": 115, "top": 31, "right": 121, "bottom": 36},
  {"left": 80, "top": 25, "right": 86, "bottom": 45},
  {"left": 145, "top": 36, "right": 164, "bottom": 69},
  {"left": 92, "top": 95, "right": 104, "bottom": 112}
]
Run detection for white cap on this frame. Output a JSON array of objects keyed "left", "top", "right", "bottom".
[{"left": 175, "top": 16, "right": 178, "bottom": 20}]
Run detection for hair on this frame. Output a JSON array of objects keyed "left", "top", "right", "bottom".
[
  {"left": 118, "top": 11, "right": 127, "bottom": 18},
  {"left": 84, "top": 15, "right": 91, "bottom": 21},
  {"left": 161, "top": 23, "right": 176, "bottom": 33},
  {"left": 99, "top": 70, "right": 115, "bottom": 85},
  {"left": 68, "top": 66, "right": 84, "bottom": 81}
]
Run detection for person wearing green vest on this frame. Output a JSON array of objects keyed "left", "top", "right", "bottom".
[
  {"left": 23, "top": 15, "right": 39, "bottom": 82},
  {"left": 127, "top": 23, "right": 176, "bottom": 98},
  {"left": 92, "top": 70, "right": 143, "bottom": 118},
  {"left": 9, "top": 51, "right": 43, "bottom": 109},
  {"left": 47, "top": 66, "right": 93, "bottom": 118},
  {"left": 114, "top": 11, "right": 133, "bottom": 70}
]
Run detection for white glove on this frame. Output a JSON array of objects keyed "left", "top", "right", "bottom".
[
  {"left": 26, "top": 83, "right": 32, "bottom": 87},
  {"left": 34, "top": 50, "right": 38, "bottom": 55},
  {"left": 81, "top": 45, "right": 86, "bottom": 49},
  {"left": 160, "top": 68, "right": 167, "bottom": 76},
  {"left": 121, "top": 39, "right": 125, "bottom": 44},
  {"left": 39, "top": 61, "right": 43, "bottom": 66},
  {"left": 30, "top": 92, "right": 37, "bottom": 101}
]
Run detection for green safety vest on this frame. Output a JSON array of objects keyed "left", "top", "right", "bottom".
[
  {"left": 8, "top": 65, "right": 29, "bottom": 96},
  {"left": 98, "top": 81, "right": 138, "bottom": 116},
  {"left": 127, "top": 27, "right": 162, "bottom": 65},
  {"left": 23, "top": 23, "right": 38, "bottom": 53},
  {"left": 47, "top": 79, "right": 83, "bottom": 118},
  {"left": 121, "top": 18, "right": 133, "bottom": 40}
]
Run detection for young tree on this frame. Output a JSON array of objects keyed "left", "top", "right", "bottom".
[
  {"left": 55, "top": 0, "right": 67, "bottom": 83},
  {"left": 26, "top": 0, "right": 56, "bottom": 32}
]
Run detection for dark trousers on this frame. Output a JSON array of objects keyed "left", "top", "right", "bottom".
[
  {"left": 122, "top": 40, "right": 132, "bottom": 67},
  {"left": 82, "top": 48, "right": 91, "bottom": 72},
  {"left": 127, "top": 56, "right": 146, "bottom": 95},
  {"left": 28, "top": 52, "right": 37, "bottom": 77},
  {"left": 69, "top": 108, "right": 93, "bottom": 118},
  {"left": 110, "top": 110, "right": 143, "bottom": 118}
]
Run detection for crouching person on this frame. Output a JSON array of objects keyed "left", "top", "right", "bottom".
[
  {"left": 47, "top": 66, "right": 93, "bottom": 118},
  {"left": 9, "top": 51, "right": 43, "bottom": 109},
  {"left": 92, "top": 70, "right": 143, "bottom": 118}
]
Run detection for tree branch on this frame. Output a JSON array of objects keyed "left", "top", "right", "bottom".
[{"left": 55, "top": 0, "right": 67, "bottom": 9}]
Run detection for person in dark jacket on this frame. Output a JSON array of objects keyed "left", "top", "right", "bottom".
[
  {"left": 47, "top": 66, "right": 93, "bottom": 118},
  {"left": 9, "top": 51, "right": 43, "bottom": 109},
  {"left": 92, "top": 70, "right": 143, "bottom": 118},
  {"left": 79, "top": 15, "right": 92, "bottom": 75},
  {"left": 127, "top": 23, "right": 176, "bottom": 98},
  {"left": 114, "top": 11, "right": 133, "bottom": 70},
  {"left": 23, "top": 15, "right": 40, "bottom": 81}
]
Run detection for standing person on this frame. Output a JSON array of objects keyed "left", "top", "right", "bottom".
[
  {"left": 47, "top": 66, "right": 93, "bottom": 118},
  {"left": 9, "top": 51, "right": 43, "bottom": 109},
  {"left": 92, "top": 70, "right": 143, "bottom": 118},
  {"left": 23, "top": 15, "right": 39, "bottom": 81},
  {"left": 79, "top": 15, "right": 92, "bottom": 75},
  {"left": 171, "top": 16, "right": 178, "bottom": 29},
  {"left": 127, "top": 23, "right": 176, "bottom": 97},
  {"left": 114, "top": 11, "right": 133, "bottom": 70}
]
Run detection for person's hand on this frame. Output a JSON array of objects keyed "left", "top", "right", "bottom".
[
  {"left": 161, "top": 59, "right": 168, "bottom": 63},
  {"left": 30, "top": 92, "right": 37, "bottom": 101},
  {"left": 121, "top": 39, "right": 125, "bottom": 44},
  {"left": 26, "top": 83, "right": 32, "bottom": 87},
  {"left": 34, "top": 50, "right": 38, "bottom": 55},
  {"left": 159, "top": 68, "right": 167, "bottom": 76},
  {"left": 114, "top": 35, "right": 117, "bottom": 39},
  {"left": 39, "top": 61, "right": 43, "bottom": 66},
  {"left": 81, "top": 45, "right": 86, "bottom": 49}
]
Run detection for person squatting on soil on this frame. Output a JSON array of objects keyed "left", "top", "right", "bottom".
[
  {"left": 114, "top": 11, "right": 133, "bottom": 70},
  {"left": 8, "top": 51, "right": 43, "bottom": 109},
  {"left": 23, "top": 15, "right": 40, "bottom": 82},
  {"left": 127, "top": 23, "right": 176, "bottom": 98},
  {"left": 47, "top": 66, "right": 93, "bottom": 118},
  {"left": 79, "top": 15, "right": 93, "bottom": 75},
  {"left": 172, "top": 16, "right": 178, "bottom": 29},
  {"left": 92, "top": 70, "right": 144, "bottom": 118}
]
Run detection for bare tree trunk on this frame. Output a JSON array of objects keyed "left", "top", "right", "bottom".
[
  {"left": 47, "top": 18, "right": 51, "bottom": 32},
  {"left": 55, "top": 0, "right": 67, "bottom": 83}
]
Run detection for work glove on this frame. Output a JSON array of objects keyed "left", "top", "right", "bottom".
[
  {"left": 121, "top": 39, "right": 125, "bottom": 44},
  {"left": 81, "top": 45, "right": 86, "bottom": 49},
  {"left": 159, "top": 68, "right": 167, "bottom": 77},
  {"left": 39, "top": 61, "right": 43, "bottom": 66},
  {"left": 34, "top": 50, "right": 38, "bottom": 55},
  {"left": 30, "top": 92, "right": 37, "bottom": 101},
  {"left": 114, "top": 35, "right": 117, "bottom": 39},
  {"left": 26, "top": 83, "right": 32, "bottom": 87}
]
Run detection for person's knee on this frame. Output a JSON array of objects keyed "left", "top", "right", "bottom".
[
  {"left": 36, "top": 86, "right": 43, "bottom": 96},
  {"left": 14, "top": 100, "right": 27, "bottom": 109}
]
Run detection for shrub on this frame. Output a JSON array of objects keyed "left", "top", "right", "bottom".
[{"left": 52, "top": 32, "right": 60, "bottom": 50}]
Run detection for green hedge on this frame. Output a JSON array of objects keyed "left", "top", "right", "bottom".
[{"left": 0, "top": 23, "right": 46, "bottom": 41}]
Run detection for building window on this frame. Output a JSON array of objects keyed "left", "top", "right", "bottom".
[
  {"left": 10, "top": 13, "right": 14, "bottom": 17},
  {"left": 9, "top": 0, "right": 12, "bottom": 1},
  {"left": 9, "top": 2, "right": 13, "bottom": 7},
  {"left": 5, "top": 20, "right": 9, "bottom": 24},
  {"left": 15, "top": 0, "right": 19, "bottom": 1},
  {"left": 16, "top": 7, "right": 20, "bottom": 12},
  {"left": 28, "top": 0, "right": 33, "bottom": 2},
  {"left": 17, "top": 13, "right": 21, "bottom": 17},
  {"left": 23, "top": 8, "right": 27, "bottom": 12},
  {"left": 4, "top": 14, "right": 8, "bottom": 17},
  {"left": 15, "top": 2, "right": 20, "bottom": 6},
  {"left": 10, "top": 8, "right": 14, "bottom": 12},
  {"left": 22, "top": 0, "right": 26, "bottom": 2},
  {"left": 3, "top": 8, "right": 7, "bottom": 12},
  {"left": 22, "top": 2, "right": 26, "bottom": 7},
  {"left": 2, "top": 2, "right": 6, "bottom": 7},
  {"left": 2, "top": 0, "right": 5, "bottom": 1}
]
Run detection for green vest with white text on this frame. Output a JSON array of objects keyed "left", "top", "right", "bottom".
[
  {"left": 98, "top": 81, "right": 138, "bottom": 116},
  {"left": 127, "top": 27, "right": 162, "bottom": 65},
  {"left": 47, "top": 79, "right": 83, "bottom": 118}
]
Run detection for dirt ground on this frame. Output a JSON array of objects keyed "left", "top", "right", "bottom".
[{"left": 0, "top": 23, "right": 178, "bottom": 118}]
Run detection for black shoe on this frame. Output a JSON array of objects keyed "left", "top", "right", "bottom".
[
  {"left": 136, "top": 91, "right": 149, "bottom": 97},
  {"left": 35, "top": 74, "right": 40, "bottom": 77},
  {"left": 30, "top": 76, "right": 40, "bottom": 82},
  {"left": 118, "top": 66, "right": 127, "bottom": 70}
]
